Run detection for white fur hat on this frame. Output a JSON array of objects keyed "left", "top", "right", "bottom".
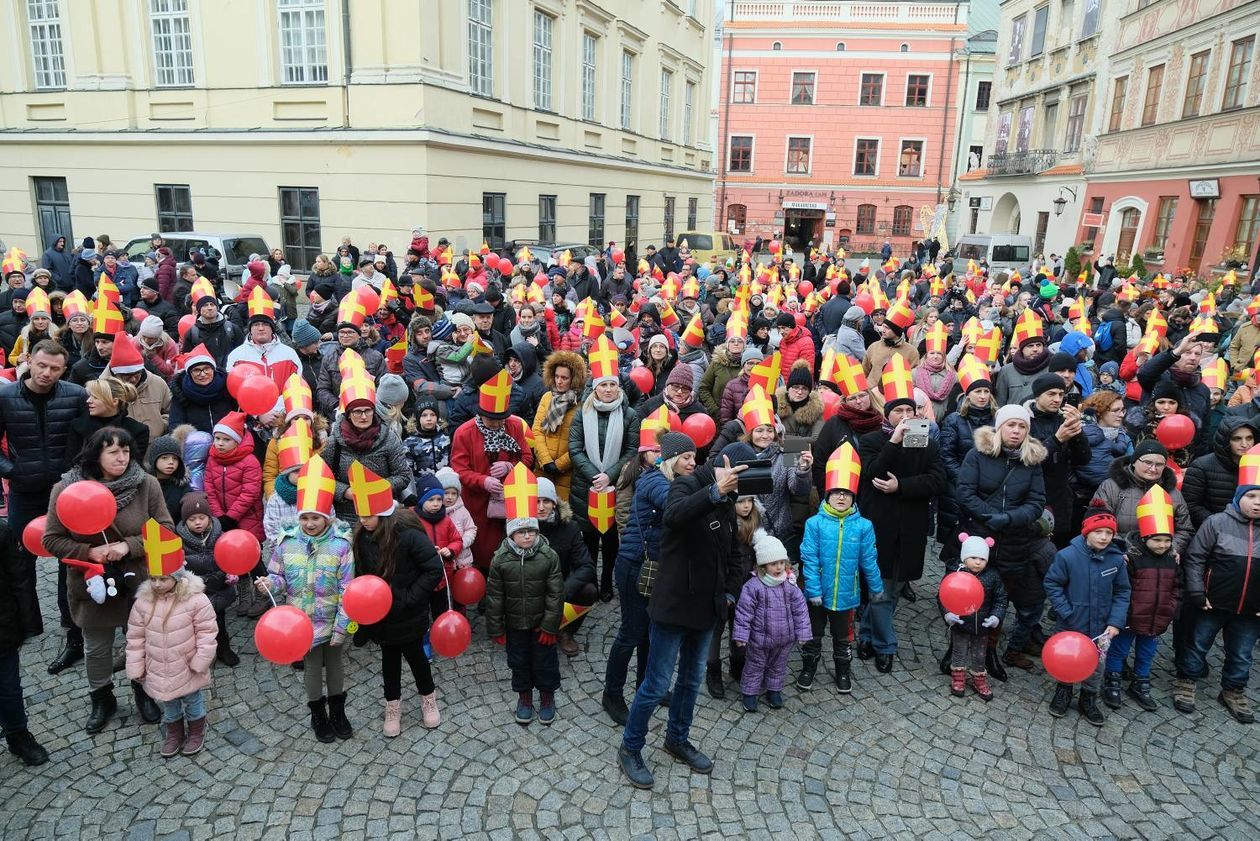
[
  {"left": 753, "top": 531, "right": 788, "bottom": 567},
  {"left": 959, "top": 533, "right": 994, "bottom": 562}
]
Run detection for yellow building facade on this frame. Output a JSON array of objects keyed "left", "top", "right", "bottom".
[{"left": 0, "top": 0, "right": 715, "bottom": 266}]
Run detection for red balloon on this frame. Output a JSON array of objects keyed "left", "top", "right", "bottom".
[
  {"left": 214, "top": 529, "right": 261, "bottom": 576},
  {"left": 22, "top": 515, "right": 48, "bottom": 556},
  {"left": 938, "top": 571, "right": 985, "bottom": 615},
  {"left": 254, "top": 605, "right": 315, "bottom": 665},
  {"left": 854, "top": 291, "right": 875, "bottom": 315},
  {"left": 769, "top": 240, "right": 782, "bottom": 255},
  {"left": 498, "top": 256, "right": 515, "bottom": 275},
  {"left": 343, "top": 574, "right": 393, "bottom": 624},
  {"left": 177, "top": 314, "right": 195, "bottom": 341},
  {"left": 450, "top": 567, "right": 487, "bottom": 606},
  {"left": 796, "top": 281, "right": 814, "bottom": 298},
  {"left": 226, "top": 362, "right": 264, "bottom": 398},
  {"left": 668, "top": 410, "right": 683, "bottom": 433},
  {"left": 355, "top": 286, "right": 381, "bottom": 315},
  {"left": 681, "top": 413, "right": 717, "bottom": 447},
  {"left": 1155, "top": 414, "right": 1194, "bottom": 450},
  {"left": 628, "top": 366, "right": 654, "bottom": 394},
  {"left": 56, "top": 481, "right": 116, "bottom": 534},
  {"left": 236, "top": 375, "right": 280, "bottom": 415},
  {"left": 430, "top": 610, "right": 472, "bottom": 657},
  {"left": 820, "top": 388, "right": 842, "bottom": 420},
  {"left": 1042, "top": 631, "right": 1100, "bottom": 684},
  {"left": 612, "top": 249, "right": 625, "bottom": 265},
  {"left": 132, "top": 307, "right": 147, "bottom": 324}
]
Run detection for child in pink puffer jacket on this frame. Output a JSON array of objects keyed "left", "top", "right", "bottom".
[{"left": 126, "top": 567, "right": 218, "bottom": 759}]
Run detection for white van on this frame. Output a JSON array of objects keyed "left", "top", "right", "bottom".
[
  {"left": 122, "top": 232, "right": 271, "bottom": 298},
  {"left": 954, "top": 235, "right": 1033, "bottom": 274}
]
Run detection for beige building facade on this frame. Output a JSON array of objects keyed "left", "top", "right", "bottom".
[{"left": 0, "top": 0, "right": 716, "bottom": 266}]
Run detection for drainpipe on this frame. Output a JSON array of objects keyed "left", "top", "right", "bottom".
[
  {"left": 341, "top": 0, "right": 352, "bottom": 128},
  {"left": 717, "top": 2, "right": 734, "bottom": 233},
  {"left": 936, "top": 0, "right": 962, "bottom": 206}
]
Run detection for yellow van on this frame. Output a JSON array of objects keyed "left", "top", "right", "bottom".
[{"left": 676, "top": 231, "right": 739, "bottom": 266}]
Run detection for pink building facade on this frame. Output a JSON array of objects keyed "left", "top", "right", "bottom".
[{"left": 716, "top": 2, "right": 968, "bottom": 255}]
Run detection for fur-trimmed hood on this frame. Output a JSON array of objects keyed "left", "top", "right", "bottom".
[
  {"left": 775, "top": 384, "right": 824, "bottom": 426},
  {"left": 973, "top": 425, "right": 1047, "bottom": 466},
  {"left": 1106, "top": 454, "right": 1178, "bottom": 492},
  {"left": 542, "top": 349, "right": 587, "bottom": 393},
  {"left": 134, "top": 569, "right": 206, "bottom": 603}
]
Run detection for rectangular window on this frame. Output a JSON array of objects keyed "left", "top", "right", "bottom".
[
  {"left": 1007, "top": 15, "right": 1026, "bottom": 66},
  {"left": 1152, "top": 196, "right": 1177, "bottom": 251},
  {"left": 581, "top": 33, "right": 597, "bottom": 121},
  {"left": 859, "top": 73, "right": 883, "bottom": 106},
  {"left": 1108, "top": 76, "right": 1127, "bottom": 132},
  {"left": 1065, "top": 93, "right": 1087, "bottom": 152},
  {"left": 482, "top": 192, "right": 506, "bottom": 249},
  {"left": 906, "top": 74, "right": 930, "bottom": 107},
  {"left": 733, "top": 70, "right": 756, "bottom": 104},
  {"left": 728, "top": 135, "right": 753, "bottom": 172},
  {"left": 967, "top": 145, "right": 983, "bottom": 169},
  {"left": 786, "top": 137, "right": 811, "bottom": 174},
  {"left": 1223, "top": 37, "right": 1254, "bottom": 111},
  {"left": 538, "top": 195, "right": 556, "bottom": 242},
  {"left": 588, "top": 193, "right": 605, "bottom": 247},
  {"left": 659, "top": 69, "right": 672, "bottom": 140},
  {"left": 279, "top": 187, "right": 321, "bottom": 273},
  {"left": 683, "top": 81, "right": 695, "bottom": 145},
  {"left": 854, "top": 138, "right": 880, "bottom": 176},
  {"left": 1235, "top": 195, "right": 1260, "bottom": 252},
  {"left": 625, "top": 195, "right": 639, "bottom": 251},
  {"left": 28, "top": 0, "right": 66, "bottom": 89},
  {"left": 975, "top": 80, "right": 991, "bottom": 110},
  {"left": 1142, "top": 65, "right": 1163, "bottom": 126},
  {"left": 278, "top": 0, "right": 327, "bottom": 84},
  {"left": 155, "top": 184, "right": 194, "bottom": 232},
  {"left": 532, "top": 11, "right": 553, "bottom": 111},
  {"left": 892, "top": 206, "right": 913, "bottom": 237},
  {"left": 791, "top": 71, "right": 815, "bottom": 105},
  {"left": 1188, "top": 198, "right": 1217, "bottom": 271},
  {"left": 898, "top": 140, "right": 924, "bottom": 177},
  {"left": 1080, "top": 0, "right": 1099, "bottom": 37},
  {"left": 1042, "top": 101, "right": 1059, "bottom": 147},
  {"left": 150, "top": 0, "right": 194, "bottom": 87},
  {"left": 1030, "top": 6, "right": 1048, "bottom": 57},
  {"left": 620, "top": 51, "right": 634, "bottom": 130},
  {"left": 855, "top": 204, "right": 877, "bottom": 235},
  {"left": 1182, "top": 51, "right": 1209, "bottom": 118},
  {"left": 687, "top": 197, "right": 698, "bottom": 230},
  {"left": 468, "top": 0, "right": 493, "bottom": 96},
  {"left": 664, "top": 197, "right": 676, "bottom": 242}
]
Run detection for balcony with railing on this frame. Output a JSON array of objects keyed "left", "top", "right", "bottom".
[
  {"left": 731, "top": 1, "right": 967, "bottom": 25},
  {"left": 986, "top": 149, "right": 1059, "bottom": 176}
]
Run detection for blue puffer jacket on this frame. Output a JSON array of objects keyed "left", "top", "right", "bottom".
[
  {"left": 1074, "top": 415, "right": 1132, "bottom": 494},
  {"left": 1043, "top": 535, "right": 1131, "bottom": 638},
  {"left": 800, "top": 502, "right": 882, "bottom": 611},
  {"left": 615, "top": 467, "right": 670, "bottom": 573}
]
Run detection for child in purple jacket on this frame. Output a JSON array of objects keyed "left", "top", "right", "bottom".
[{"left": 732, "top": 532, "right": 813, "bottom": 712}]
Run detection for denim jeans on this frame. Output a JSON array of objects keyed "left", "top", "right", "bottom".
[
  {"left": 858, "top": 578, "right": 899, "bottom": 654},
  {"left": 621, "top": 621, "right": 713, "bottom": 754},
  {"left": 1178, "top": 610, "right": 1260, "bottom": 690},
  {"left": 1105, "top": 631, "right": 1159, "bottom": 679},
  {"left": 604, "top": 558, "right": 650, "bottom": 698},
  {"left": 0, "top": 650, "right": 28, "bottom": 734},
  {"left": 161, "top": 689, "right": 206, "bottom": 723},
  {"left": 1005, "top": 602, "right": 1045, "bottom": 651}
]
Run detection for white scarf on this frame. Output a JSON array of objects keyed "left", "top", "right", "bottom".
[{"left": 581, "top": 393, "right": 625, "bottom": 473}]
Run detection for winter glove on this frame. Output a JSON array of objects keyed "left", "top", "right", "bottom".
[
  {"left": 982, "top": 615, "right": 1000, "bottom": 628},
  {"left": 219, "top": 516, "right": 239, "bottom": 532},
  {"left": 986, "top": 513, "right": 1011, "bottom": 531},
  {"left": 869, "top": 588, "right": 889, "bottom": 604},
  {"left": 542, "top": 462, "right": 560, "bottom": 477},
  {"left": 536, "top": 631, "right": 556, "bottom": 646},
  {"left": 1190, "top": 592, "right": 1208, "bottom": 609},
  {"left": 482, "top": 477, "right": 504, "bottom": 495},
  {"left": 86, "top": 574, "right": 109, "bottom": 604},
  {"left": 225, "top": 574, "right": 240, "bottom": 585},
  {"left": 944, "top": 612, "right": 963, "bottom": 626},
  {"left": 489, "top": 461, "right": 511, "bottom": 479},
  {"left": 492, "top": 634, "right": 506, "bottom": 646},
  {"left": 808, "top": 597, "right": 822, "bottom": 607}
]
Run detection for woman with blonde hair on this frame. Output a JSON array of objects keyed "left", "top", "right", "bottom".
[{"left": 66, "top": 376, "right": 150, "bottom": 462}]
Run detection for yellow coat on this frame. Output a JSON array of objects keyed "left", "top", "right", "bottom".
[{"left": 531, "top": 350, "right": 587, "bottom": 502}]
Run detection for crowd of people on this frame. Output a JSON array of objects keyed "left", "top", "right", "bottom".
[{"left": 0, "top": 230, "right": 1257, "bottom": 792}]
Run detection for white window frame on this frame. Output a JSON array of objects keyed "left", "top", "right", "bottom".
[
  {"left": 853, "top": 136, "right": 881, "bottom": 177},
  {"left": 278, "top": 0, "right": 328, "bottom": 85},
  {"left": 858, "top": 71, "right": 885, "bottom": 107},
  {"left": 1221, "top": 36, "right": 1255, "bottom": 111},
  {"left": 683, "top": 80, "right": 695, "bottom": 146},
  {"left": 581, "top": 32, "right": 597, "bottom": 121},
  {"left": 659, "top": 68, "right": 673, "bottom": 140},
  {"left": 789, "top": 69, "right": 817, "bottom": 105},
  {"left": 468, "top": 0, "right": 494, "bottom": 97},
  {"left": 897, "top": 137, "right": 927, "bottom": 178},
  {"left": 731, "top": 69, "right": 758, "bottom": 104},
  {"left": 904, "top": 72, "right": 933, "bottom": 108},
  {"left": 620, "top": 50, "right": 634, "bottom": 130},
  {"left": 785, "top": 135, "right": 813, "bottom": 175},
  {"left": 1179, "top": 47, "right": 1212, "bottom": 119},
  {"left": 532, "top": 10, "right": 553, "bottom": 111},
  {"left": 150, "top": 0, "right": 194, "bottom": 88},
  {"left": 27, "top": 0, "right": 67, "bottom": 90},
  {"left": 727, "top": 134, "right": 755, "bottom": 173}
]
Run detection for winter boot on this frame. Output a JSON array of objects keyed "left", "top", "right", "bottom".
[
  {"left": 47, "top": 631, "right": 84, "bottom": 675},
  {"left": 326, "top": 693, "right": 353, "bottom": 739},
  {"left": 181, "top": 716, "right": 207, "bottom": 755},
  {"left": 835, "top": 646, "right": 853, "bottom": 694},
  {"left": 557, "top": 630, "right": 579, "bottom": 658},
  {"left": 1002, "top": 647, "right": 1034, "bottom": 671},
  {"left": 1102, "top": 671, "right": 1124, "bottom": 710},
  {"left": 705, "top": 664, "right": 725, "bottom": 699},
  {"left": 234, "top": 579, "right": 255, "bottom": 617},
  {"left": 216, "top": 625, "right": 240, "bottom": 667},
  {"left": 383, "top": 700, "right": 402, "bottom": 738},
  {"left": 986, "top": 632, "right": 1008, "bottom": 683},
  {"left": 515, "top": 691, "right": 535, "bottom": 725},
  {"left": 601, "top": 691, "right": 629, "bottom": 726},
  {"left": 420, "top": 693, "right": 441, "bottom": 728},
  {"left": 5, "top": 730, "right": 49, "bottom": 766},
  {"left": 968, "top": 671, "right": 993, "bottom": 702},
  {"left": 938, "top": 640, "right": 954, "bottom": 676},
  {"left": 1127, "top": 678, "right": 1158, "bottom": 712},
  {"left": 742, "top": 693, "right": 758, "bottom": 712},
  {"left": 85, "top": 685, "right": 117, "bottom": 734},
  {"left": 1219, "top": 688, "right": 1255, "bottom": 724},
  {"left": 132, "top": 681, "right": 161, "bottom": 724},
  {"left": 1048, "top": 683, "right": 1073, "bottom": 718},
  {"left": 1078, "top": 690, "right": 1105, "bottom": 726},
  {"left": 538, "top": 691, "right": 557, "bottom": 725},
  {"left": 160, "top": 719, "right": 185, "bottom": 758},
  {"left": 1172, "top": 678, "right": 1197, "bottom": 713},
  {"left": 618, "top": 747, "right": 654, "bottom": 790},
  {"left": 308, "top": 698, "right": 336, "bottom": 743},
  {"left": 766, "top": 691, "right": 784, "bottom": 709},
  {"left": 950, "top": 668, "right": 966, "bottom": 698},
  {"left": 795, "top": 654, "right": 819, "bottom": 691}
]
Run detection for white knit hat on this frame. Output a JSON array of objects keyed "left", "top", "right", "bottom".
[
  {"left": 994, "top": 404, "right": 1031, "bottom": 430},
  {"left": 959, "top": 533, "right": 993, "bottom": 562},
  {"left": 753, "top": 531, "right": 788, "bottom": 567}
]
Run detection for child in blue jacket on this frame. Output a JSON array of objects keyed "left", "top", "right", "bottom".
[
  {"left": 1043, "top": 502, "right": 1131, "bottom": 726},
  {"left": 796, "top": 469, "right": 883, "bottom": 695}
]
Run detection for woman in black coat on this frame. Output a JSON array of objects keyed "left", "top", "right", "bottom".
[
  {"left": 66, "top": 377, "right": 151, "bottom": 467},
  {"left": 168, "top": 361, "right": 235, "bottom": 433},
  {"left": 353, "top": 508, "right": 444, "bottom": 735},
  {"left": 1182, "top": 416, "right": 1257, "bottom": 527}
]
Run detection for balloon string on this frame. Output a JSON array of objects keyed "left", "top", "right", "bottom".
[
  {"left": 441, "top": 564, "right": 453, "bottom": 613},
  {"left": 262, "top": 584, "right": 278, "bottom": 608}
]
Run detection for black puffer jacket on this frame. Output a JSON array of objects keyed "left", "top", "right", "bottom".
[
  {"left": 936, "top": 564, "right": 1008, "bottom": 635},
  {"left": 177, "top": 520, "right": 236, "bottom": 613},
  {"left": 0, "top": 521, "right": 42, "bottom": 653},
  {"left": 1182, "top": 416, "right": 1258, "bottom": 527},
  {"left": 939, "top": 405, "right": 994, "bottom": 476},
  {"left": 1027, "top": 403, "right": 1092, "bottom": 538},
  {"left": 537, "top": 502, "right": 596, "bottom": 601},
  {"left": 0, "top": 375, "right": 87, "bottom": 492},
  {"left": 353, "top": 518, "right": 444, "bottom": 646}
]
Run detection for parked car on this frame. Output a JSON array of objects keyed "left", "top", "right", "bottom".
[
  {"left": 123, "top": 232, "right": 271, "bottom": 297},
  {"left": 676, "top": 231, "right": 739, "bottom": 266}
]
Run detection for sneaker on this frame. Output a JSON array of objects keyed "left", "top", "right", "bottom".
[
  {"left": 766, "top": 691, "right": 783, "bottom": 709},
  {"left": 420, "top": 693, "right": 441, "bottom": 729},
  {"left": 383, "top": 700, "right": 402, "bottom": 738},
  {"left": 618, "top": 747, "right": 654, "bottom": 789},
  {"left": 514, "top": 692, "right": 534, "bottom": 726},
  {"left": 968, "top": 672, "right": 993, "bottom": 702},
  {"left": 1219, "top": 688, "right": 1255, "bottom": 724},
  {"left": 663, "top": 739, "right": 713, "bottom": 774},
  {"left": 1127, "top": 679, "right": 1159, "bottom": 712},
  {"left": 1172, "top": 678, "right": 1197, "bottom": 713},
  {"left": 1078, "top": 691, "right": 1105, "bottom": 726},
  {"left": 950, "top": 668, "right": 966, "bottom": 698},
  {"left": 742, "top": 693, "right": 758, "bottom": 713},
  {"left": 1049, "top": 683, "right": 1073, "bottom": 718}
]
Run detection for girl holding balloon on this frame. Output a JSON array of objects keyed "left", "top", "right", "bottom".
[{"left": 941, "top": 535, "right": 1008, "bottom": 702}]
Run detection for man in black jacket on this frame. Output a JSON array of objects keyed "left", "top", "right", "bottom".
[
  {"left": 136, "top": 276, "right": 181, "bottom": 340},
  {"left": 0, "top": 518, "right": 50, "bottom": 765},
  {"left": 1027, "top": 373, "right": 1092, "bottom": 547},
  {"left": 0, "top": 341, "right": 86, "bottom": 674}
]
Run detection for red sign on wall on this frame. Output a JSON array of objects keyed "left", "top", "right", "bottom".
[{"left": 1082, "top": 212, "right": 1104, "bottom": 227}]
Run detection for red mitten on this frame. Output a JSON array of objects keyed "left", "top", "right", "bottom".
[
  {"left": 492, "top": 634, "right": 506, "bottom": 646},
  {"left": 536, "top": 631, "right": 556, "bottom": 646}
]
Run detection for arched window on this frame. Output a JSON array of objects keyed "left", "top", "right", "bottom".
[
  {"left": 900, "top": 43, "right": 910, "bottom": 53},
  {"left": 892, "top": 205, "right": 913, "bottom": 237},
  {"left": 836, "top": 42, "right": 846, "bottom": 51},
  {"left": 772, "top": 41, "right": 782, "bottom": 50},
  {"left": 726, "top": 204, "right": 747, "bottom": 235},
  {"left": 856, "top": 204, "right": 877, "bottom": 235}
]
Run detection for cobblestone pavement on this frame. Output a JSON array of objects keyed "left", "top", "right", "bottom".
[{"left": 5, "top": 547, "right": 1259, "bottom": 840}]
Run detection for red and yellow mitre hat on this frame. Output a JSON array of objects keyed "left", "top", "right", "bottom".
[
  {"left": 1201, "top": 357, "right": 1229, "bottom": 391},
  {"left": 924, "top": 321, "right": 948, "bottom": 354},
  {"left": 957, "top": 354, "right": 993, "bottom": 394},
  {"left": 92, "top": 295, "right": 124, "bottom": 337},
  {"left": 657, "top": 299, "right": 680, "bottom": 329},
  {"left": 504, "top": 463, "right": 539, "bottom": 521},
  {"left": 190, "top": 277, "right": 216, "bottom": 308},
  {"left": 338, "top": 348, "right": 366, "bottom": 380},
  {"left": 681, "top": 278, "right": 700, "bottom": 301},
  {"left": 885, "top": 297, "right": 915, "bottom": 333},
  {"left": 725, "top": 311, "right": 749, "bottom": 340},
  {"left": 378, "top": 278, "right": 399, "bottom": 310},
  {"left": 824, "top": 442, "right": 861, "bottom": 495},
  {"left": 96, "top": 275, "right": 121, "bottom": 306},
  {"left": 640, "top": 404, "right": 670, "bottom": 436},
  {"left": 972, "top": 327, "right": 1003, "bottom": 364},
  {"left": 143, "top": 518, "right": 185, "bottom": 577},
  {"left": 588, "top": 334, "right": 620, "bottom": 384},
  {"left": 1246, "top": 297, "right": 1260, "bottom": 318},
  {"left": 25, "top": 287, "right": 50, "bottom": 319},
  {"left": 1137, "top": 485, "right": 1175, "bottom": 538},
  {"left": 830, "top": 353, "right": 868, "bottom": 397},
  {"left": 1199, "top": 292, "right": 1217, "bottom": 316},
  {"left": 1073, "top": 316, "right": 1092, "bottom": 337},
  {"left": 1136, "top": 330, "right": 1161, "bottom": 357},
  {"left": 296, "top": 455, "right": 336, "bottom": 517},
  {"left": 336, "top": 289, "right": 369, "bottom": 329},
  {"left": 1239, "top": 444, "right": 1260, "bottom": 489},
  {"left": 681, "top": 313, "right": 706, "bottom": 348},
  {"left": 1145, "top": 309, "right": 1168, "bottom": 338},
  {"left": 1188, "top": 314, "right": 1218, "bottom": 336},
  {"left": 880, "top": 354, "right": 915, "bottom": 412},
  {"left": 739, "top": 384, "right": 776, "bottom": 431},
  {"left": 283, "top": 373, "right": 314, "bottom": 420},
  {"left": 581, "top": 310, "right": 606, "bottom": 341},
  {"left": 1067, "top": 297, "right": 1088, "bottom": 322},
  {"left": 960, "top": 316, "right": 981, "bottom": 346},
  {"left": 607, "top": 306, "right": 627, "bottom": 329},
  {"left": 478, "top": 368, "right": 513, "bottom": 419},
  {"left": 817, "top": 349, "right": 839, "bottom": 389},
  {"left": 277, "top": 417, "right": 313, "bottom": 474},
  {"left": 338, "top": 368, "right": 377, "bottom": 413},
  {"left": 747, "top": 351, "right": 781, "bottom": 395},
  {"left": 413, "top": 283, "right": 435, "bottom": 311},
  {"left": 62, "top": 289, "right": 90, "bottom": 320},
  {"left": 247, "top": 285, "right": 276, "bottom": 323},
  {"left": 1012, "top": 309, "right": 1044, "bottom": 349},
  {"left": 867, "top": 283, "right": 890, "bottom": 312},
  {"left": 349, "top": 460, "right": 396, "bottom": 518}
]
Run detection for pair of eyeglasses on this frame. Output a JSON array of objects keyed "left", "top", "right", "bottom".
[{"left": 349, "top": 407, "right": 374, "bottom": 417}]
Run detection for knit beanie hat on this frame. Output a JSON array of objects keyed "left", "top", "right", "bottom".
[
  {"left": 415, "top": 473, "right": 445, "bottom": 507},
  {"left": 994, "top": 404, "right": 1031, "bottom": 430},
  {"left": 1031, "top": 372, "right": 1066, "bottom": 398},
  {"left": 666, "top": 365, "right": 695, "bottom": 390},
  {"left": 753, "top": 532, "right": 788, "bottom": 567},
  {"left": 430, "top": 315, "right": 455, "bottom": 341},
  {"left": 1132, "top": 439, "right": 1168, "bottom": 463},
  {"left": 774, "top": 312, "right": 796, "bottom": 329},
  {"left": 140, "top": 276, "right": 160, "bottom": 293},
  {"left": 290, "top": 318, "right": 321, "bottom": 348},
  {"left": 435, "top": 467, "right": 461, "bottom": 492},
  {"left": 146, "top": 434, "right": 183, "bottom": 470},
  {"left": 959, "top": 533, "right": 992, "bottom": 562},
  {"left": 740, "top": 346, "right": 764, "bottom": 366},
  {"left": 180, "top": 492, "right": 212, "bottom": 522},
  {"left": 658, "top": 431, "right": 696, "bottom": 461},
  {"left": 312, "top": 282, "right": 336, "bottom": 301},
  {"left": 536, "top": 477, "right": 558, "bottom": 504},
  {"left": 843, "top": 305, "right": 866, "bottom": 326},
  {"left": 787, "top": 360, "right": 813, "bottom": 390},
  {"left": 375, "top": 373, "right": 408, "bottom": 412},
  {"left": 1098, "top": 361, "right": 1119, "bottom": 378},
  {"left": 1047, "top": 352, "right": 1076, "bottom": 373},
  {"left": 139, "top": 314, "right": 165, "bottom": 339},
  {"left": 507, "top": 517, "right": 539, "bottom": 537},
  {"left": 1151, "top": 380, "right": 1181, "bottom": 403},
  {"left": 720, "top": 441, "right": 758, "bottom": 465},
  {"left": 447, "top": 312, "right": 474, "bottom": 331},
  {"left": 1081, "top": 501, "right": 1117, "bottom": 536}
]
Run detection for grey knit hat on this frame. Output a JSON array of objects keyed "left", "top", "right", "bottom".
[
  {"left": 434, "top": 467, "right": 461, "bottom": 491},
  {"left": 659, "top": 431, "right": 696, "bottom": 461},
  {"left": 290, "top": 318, "right": 321, "bottom": 348},
  {"left": 507, "top": 517, "right": 539, "bottom": 536},
  {"left": 536, "top": 477, "right": 558, "bottom": 504},
  {"left": 146, "top": 434, "right": 183, "bottom": 470},
  {"left": 375, "top": 373, "right": 409, "bottom": 410}
]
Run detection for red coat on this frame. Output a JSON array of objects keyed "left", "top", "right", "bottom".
[
  {"left": 204, "top": 446, "right": 264, "bottom": 541},
  {"left": 419, "top": 514, "right": 464, "bottom": 589},
  {"left": 449, "top": 415, "right": 534, "bottom": 570},
  {"left": 777, "top": 326, "right": 816, "bottom": 374},
  {"left": 1119, "top": 349, "right": 1143, "bottom": 403}
]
